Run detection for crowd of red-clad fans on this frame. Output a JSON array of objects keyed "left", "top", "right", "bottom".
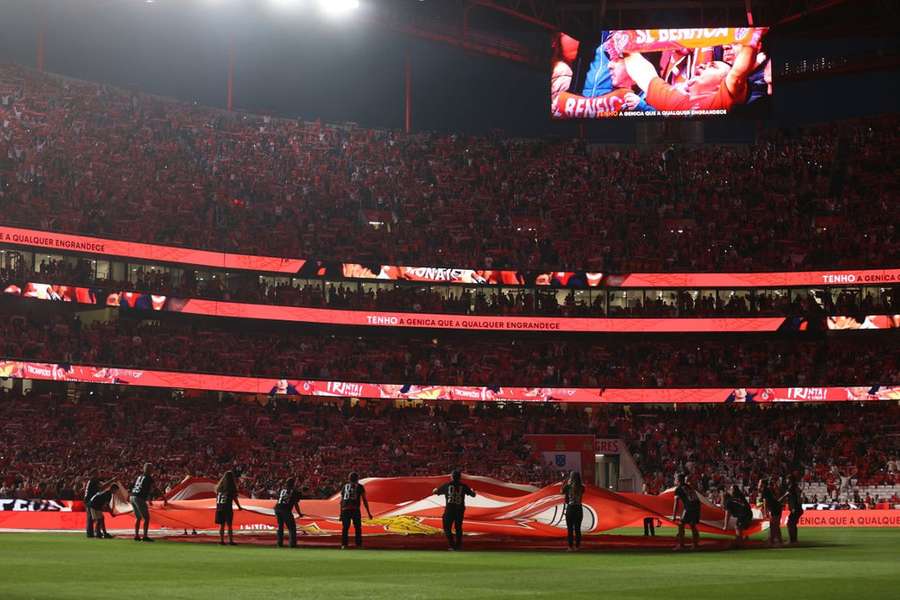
[
  {"left": 630, "top": 403, "right": 900, "bottom": 508},
  {"left": 6, "top": 259, "right": 900, "bottom": 319},
  {"left": 0, "top": 390, "right": 563, "bottom": 500},
  {"left": 0, "top": 390, "right": 896, "bottom": 507},
  {"left": 0, "top": 64, "right": 897, "bottom": 518},
  {"left": 1, "top": 63, "right": 898, "bottom": 273},
  {"left": 1, "top": 308, "right": 896, "bottom": 387}
]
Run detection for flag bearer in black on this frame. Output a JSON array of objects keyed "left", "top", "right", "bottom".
[
  {"left": 759, "top": 478, "right": 784, "bottom": 546},
  {"left": 433, "top": 469, "right": 476, "bottom": 551},
  {"left": 340, "top": 472, "right": 372, "bottom": 549},
  {"left": 274, "top": 478, "right": 303, "bottom": 548},
  {"left": 88, "top": 483, "right": 120, "bottom": 539},
  {"left": 722, "top": 485, "right": 753, "bottom": 548},
  {"left": 83, "top": 473, "right": 101, "bottom": 538},
  {"left": 215, "top": 470, "right": 243, "bottom": 546},
  {"left": 130, "top": 463, "right": 155, "bottom": 542},
  {"left": 781, "top": 475, "right": 804, "bottom": 544},
  {"left": 560, "top": 470, "right": 585, "bottom": 551},
  {"left": 672, "top": 472, "right": 701, "bottom": 550}
]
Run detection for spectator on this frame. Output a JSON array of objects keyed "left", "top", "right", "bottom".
[{"left": 0, "top": 64, "right": 896, "bottom": 274}]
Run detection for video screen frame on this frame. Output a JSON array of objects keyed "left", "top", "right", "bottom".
[{"left": 551, "top": 27, "right": 771, "bottom": 119}]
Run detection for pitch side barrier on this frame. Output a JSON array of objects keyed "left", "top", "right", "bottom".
[
  {"left": 5, "top": 280, "right": 900, "bottom": 333},
  {"left": 0, "top": 358, "right": 897, "bottom": 403},
  {"left": 2, "top": 224, "right": 898, "bottom": 289}
]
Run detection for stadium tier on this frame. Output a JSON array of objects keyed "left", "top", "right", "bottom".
[
  {"left": 1, "top": 245, "right": 898, "bottom": 332},
  {"left": 1, "top": 391, "right": 897, "bottom": 506},
  {"left": 1, "top": 63, "right": 898, "bottom": 272},
  {"left": 0, "top": 305, "right": 897, "bottom": 388}
]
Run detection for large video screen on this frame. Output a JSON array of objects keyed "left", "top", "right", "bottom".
[{"left": 551, "top": 27, "right": 770, "bottom": 119}]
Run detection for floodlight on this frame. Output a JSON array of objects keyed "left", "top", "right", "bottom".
[{"left": 317, "top": 0, "right": 360, "bottom": 18}]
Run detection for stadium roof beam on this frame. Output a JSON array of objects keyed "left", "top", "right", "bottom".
[
  {"left": 368, "top": 0, "right": 886, "bottom": 69},
  {"left": 456, "top": 0, "right": 754, "bottom": 37},
  {"left": 371, "top": 12, "right": 543, "bottom": 68},
  {"left": 556, "top": 1, "right": 745, "bottom": 33},
  {"left": 466, "top": 0, "right": 562, "bottom": 32},
  {"left": 372, "top": 0, "right": 547, "bottom": 67}
]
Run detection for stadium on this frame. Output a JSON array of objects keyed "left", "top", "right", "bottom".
[{"left": 0, "top": 0, "right": 897, "bottom": 598}]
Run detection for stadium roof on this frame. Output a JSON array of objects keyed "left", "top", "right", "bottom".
[{"left": 21, "top": 0, "right": 899, "bottom": 72}]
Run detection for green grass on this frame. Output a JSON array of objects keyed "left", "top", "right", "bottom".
[{"left": 1, "top": 529, "right": 898, "bottom": 599}]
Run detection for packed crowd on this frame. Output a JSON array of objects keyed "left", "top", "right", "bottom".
[
  {"left": 1, "top": 64, "right": 898, "bottom": 273},
  {"left": 0, "top": 390, "right": 565, "bottom": 500},
  {"left": 1, "top": 390, "right": 896, "bottom": 506},
  {"left": 629, "top": 403, "right": 900, "bottom": 507},
  {"left": 4, "top": 259, "right": 900, "bottom": 319},
  {"left": 1, "top": 309, "right": 896, "bottom": 387}
]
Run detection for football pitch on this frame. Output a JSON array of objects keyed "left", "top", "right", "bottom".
[{"left": 1, "top": 529, "right": 897, "bottom": 600}]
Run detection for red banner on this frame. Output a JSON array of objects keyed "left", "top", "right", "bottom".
[
  {"left": 0, "top": 226, "right": 305, "bottom": 274},
  {"left": 604, "top": 27, "right": 766, "bottom": 56},
  {"left": 342, "top": 264, "right": 604, "bottom": 287},
  {"left": 10, "top": 280, "right": 900, "bottom": 334},
  {"left": 175, "top": 299, "right": 790, "bottom": 333},
  {"left": 2, "top": 225, "right": 897, "bottom": 289},
  {"left": 606, "top": 270, "right": 900, "bottom": 288},
  {"left": 7, "top": 280, "right": 900, "bottom": 334},
  {"left": 0, "top": 359, "right": 896, "bottom": 404},
  {"left": 0, "top": 475, "right": 763, "bottom": 537},
  {"left": 3, "top": 281, "right": 792, "bottom": 333},
  {"left": 554, "top": 90, "right": 630, "bottom": 119},
  {"left": 787, "top": 510, "right": 900, "bottom": 528}
]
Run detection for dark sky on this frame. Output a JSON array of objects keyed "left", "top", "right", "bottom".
[{"left": 0, "top": 1, "right": 896, "bottom": 138}]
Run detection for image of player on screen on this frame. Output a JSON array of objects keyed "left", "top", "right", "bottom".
[
  {"left": 607, "top": 56, "right": 653, "bottom": 112},
  {"left": 725, "top": 388, "right": 774, "bottom": 403},
  {"left": 578, "top": 29, "right": 651, "bottom": 112},
  {"left": 552, "top": 27, "right": 769, "bottom": 118},
  {"left": 618, "top": 39, "right": 762, "bottom": 112},
  {"left": 0, "top": 360, "right": 25, "bottom": 379},
  {"left": 722, "top": 43, "right": 771, "bottom": 103},
  {"left": 845, "top": 386, "right": 900, "bottom": 401},
  {"left": 269, "top": 378, "right": 300, "bottom": 396},
  {"left": 826, "top": 314, "right": 900, "bottom": 329},
  {"left": 551, "top": 32, "right": 580, "bottom": 114},
  {"left": 551, "top": 31, "right": 639, "bottom": 119}
]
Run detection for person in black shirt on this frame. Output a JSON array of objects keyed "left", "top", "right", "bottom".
[
  {"left": 641, "top": 481, "right": 657, "bottom": 536},
  {"left": 672, "top": 473, "right": 701, "bottom": 550},
  {"left": 275, "top": 478, "right": 303, "bottom": 548},
  {"left": 130, "top": 463, "right": 155, "bottom": 542},
  {"left": 83, "top": 473, "right": 101, "bottom": 538},
  {"left": 560, "top": 470, "right": 585, "bottom": 551},
  {"left": 88, "top": 484, "right": 119, "bottom": 539},
  {"left": 722, "top": 485, "right": 753, "bottom": 548},
  {"left": 215, "top": 470, "right": 243, "bottom": 546},
  {"left": 780, "top": 475, "right": 804, "bottom": 544},
  {"left": 759, "top": 478, "right": 784, "bottom": 547},
  {"left": 339, "top": 472, "right": 372, "bottom": 549},
  {"left": 433, "top": 469, "right": 476, "bottom": 551}
]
